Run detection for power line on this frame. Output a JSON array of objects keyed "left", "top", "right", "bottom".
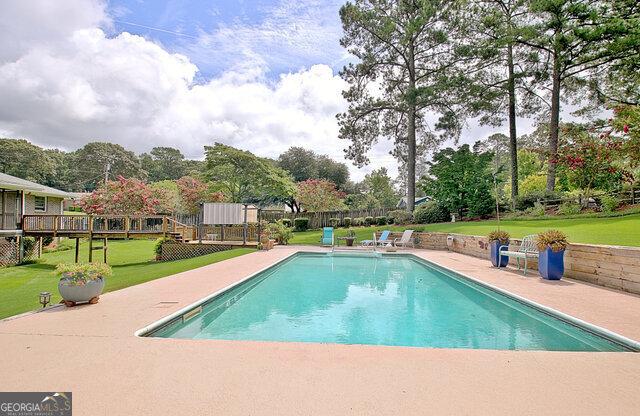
[{"left": 114, "top": 20, "right": 199, "bottom": 39}]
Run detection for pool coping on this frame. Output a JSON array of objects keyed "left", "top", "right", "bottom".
[{"left": 135, "top": 250, "right": 640, "bottom": 351}]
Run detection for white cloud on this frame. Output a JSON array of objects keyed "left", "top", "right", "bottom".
[{"left": 0, "top": 1, "right": 375, "bottom": 177}]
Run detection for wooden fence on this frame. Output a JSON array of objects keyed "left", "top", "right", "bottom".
[
  {"left": 535, "top": 188, "right": 638, "bottom": 209},
  {"left": 261, "top": 208, "right": 391, "bottom": 229}
]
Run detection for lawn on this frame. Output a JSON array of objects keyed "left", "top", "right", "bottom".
[
  {"left": 0, "top": 239, "right": 253, "bottom": 320},
  {"left": 289, "top": 213, "right": 640, "bottom": 247}
]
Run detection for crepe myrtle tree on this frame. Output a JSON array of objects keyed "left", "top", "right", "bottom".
[
  {"left": 337, "top": 0, "right": 471, "bottom": 212},
  {"left": 79, "top": 176, "right": 159, "bottom": 215},
  {"left": 518, "top": 0, "right": 637, "bottom": 192}
]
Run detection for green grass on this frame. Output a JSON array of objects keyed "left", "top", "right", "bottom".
[
  {"left": 0, "top": 239, "right": 253, "bottom": 320},
  {"left": 290, "top": 213, "right": 640, "bottom": 247}
]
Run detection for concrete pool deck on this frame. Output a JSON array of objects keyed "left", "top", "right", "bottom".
[{"left": 1, "top": 246, "right": 640, "bottom": 415}]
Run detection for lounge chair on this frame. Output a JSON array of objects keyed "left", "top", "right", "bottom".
[
  {"left": 394, "top": 230, "right": 415, "bottom": 248},
  {"left": 321, "top": 227, "right": 334, "bottom": 246},
  {"left": 498, "top": 234, "right": 539, "bottom": 275},
  {"left": 361, "top": 230, "right": 391, "bottom": 247}
]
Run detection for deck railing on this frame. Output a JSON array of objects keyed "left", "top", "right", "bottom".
[{"left": 22, "top": 215, "right": 169, "bottom": 235}]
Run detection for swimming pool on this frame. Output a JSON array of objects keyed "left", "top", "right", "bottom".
[{"left": 144, "top": 253, "right": 637, "bottom": 351}]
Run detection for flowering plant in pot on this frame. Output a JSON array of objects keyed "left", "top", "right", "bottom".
[
  {"left": 345, "top": 229, "right": 356, "bottom": 246},
  {"left": 536, "top": 230, "right": 568, "bottom": 280},
  {"left": 56, "top": 263, "right": 112, "bottom": 306},
  {"left": 487, "top": 230, "right": 510, "bottom": 267}
]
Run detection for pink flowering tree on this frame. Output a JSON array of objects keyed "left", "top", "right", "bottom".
[
  {"left": 296, "top": 179, "right": 346, "bottom": 212},
  {"left": 176, "top": 176, "right": 225, "bottom": 214},
  {"left": 79, "top": 176, "right": 159, "bottom": 215}
]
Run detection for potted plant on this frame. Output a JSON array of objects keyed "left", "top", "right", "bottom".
[
  {"left": 536, "top": 230, "right": 568, "bottom": 280},
  {"left": 345, "top": 229, "right": 356, "bottom": 247},
  {"left": 56, "top": 263, "right": 112, "bottom": 306},
  {"left": 488, "top": 230, "right": 510, "bottom": 267}
]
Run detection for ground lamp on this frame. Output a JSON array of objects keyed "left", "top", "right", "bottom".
[{"left": 39, "top": 291, "right": 51, "bottom": 308}]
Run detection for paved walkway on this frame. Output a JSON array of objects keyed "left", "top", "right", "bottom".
[{"left": 1, "top": 246, "right": 640, "bottom": 415}]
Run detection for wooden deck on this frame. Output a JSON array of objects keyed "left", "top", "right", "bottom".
[{"left": 22, "top": 215, "right": 196, "bottom": 240}]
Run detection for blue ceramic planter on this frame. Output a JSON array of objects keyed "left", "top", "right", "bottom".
[
  {"left": 490, "top": 240, "right": 509, "bottom": 267},
  {"left": 538, "top": 247, "right": 565, "bottom": 280}
]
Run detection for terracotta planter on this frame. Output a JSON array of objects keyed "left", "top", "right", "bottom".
[{"left": 58, "top": 275, "right": 105, "bottom": 306}]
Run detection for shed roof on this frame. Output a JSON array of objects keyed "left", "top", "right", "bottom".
[{"left": 0, "top": 172, "right": 72, "bottom": 198}]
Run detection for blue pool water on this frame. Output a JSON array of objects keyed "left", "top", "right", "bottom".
[{"left": 149, "top": 253, "right": 632, "bottom": 351}]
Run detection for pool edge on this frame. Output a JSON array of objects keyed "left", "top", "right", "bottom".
[{"left": 135, "top": 250, "right": 640, "bottom": 351}]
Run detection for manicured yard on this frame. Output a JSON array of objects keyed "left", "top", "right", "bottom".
[
  {"left": 0, "top": 239, "right": 253, "bottom": 320},
  {"left": 289, "top": 213, "right": 640, "bottom": 247}
]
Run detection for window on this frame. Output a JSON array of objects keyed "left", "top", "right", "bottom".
[{"left": 34, "top": 196, "right": 47, "bottom": 212}]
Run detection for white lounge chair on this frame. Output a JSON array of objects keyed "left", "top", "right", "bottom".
[
  {"left": 498, "top": 234, "right": 539, "bottom": 275},
  {"left": 394, "top": 230, "right": 415, "bottom": 248}
]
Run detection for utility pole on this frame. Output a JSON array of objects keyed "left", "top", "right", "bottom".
[{"left": 104, "top": 161, "right": 111, "bottom": 184}]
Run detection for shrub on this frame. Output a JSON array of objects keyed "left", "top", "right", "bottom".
[
  {"left": 557, "top": 202, "right": 581, "bottom": 216},
  {"left": 267, "top": 222, "right": 293, "bottom": 245},
  {"left": 487, "top": 230, "right": 510, "bottom": 244},
  {"left": 388, "top": 210, "right": 413, "bottom": 225},
  {"left": 526, "top": 201, "right": 546, "bottom": 217},
  {"left": 353, "top": 217, "right": 364, "bottom": 226},
  {"left": 600, "top": 195, "right": 620, "bottom": 213},
  {"left": 536, "top": 230, "right": 568, "bottom": 252},
  {"left": 376, "top": 216, "right": 387, "bottom": 225},
  {"left": 154, "top": 237, "right": 173, "bottom": 255},
  {"left": 293, "top": 218, "right": 309, "bottom": 232},
  {"left": 413, "top": 202, "right": 449, "bottom": 224},
  {"left": 280, "top": 218, "right": 292, "bottom": 227},
  {"left": 364, "top": 216, "right": 374, "bottom": 226},
  {"left": 329, "top": 217, "right": 340, "bottom": 227},
  {"left": 343, "top": 217, "right": 352, "bottom": 227}
]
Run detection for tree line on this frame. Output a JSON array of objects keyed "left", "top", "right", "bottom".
[
  {"left": 0, "top": 138, "right": 401, "bottom": 215},
  {"left": 337, "top": 0, "right": 639, "bottom": 211}
]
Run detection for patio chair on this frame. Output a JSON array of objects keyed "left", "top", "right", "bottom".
[
  {"left": 394, "top": 230, "right": 415, "bottom": 248},
  {"left": 361, "top": 230, "right": 391, "bottom": 247},
  {"left": 498, "top": 234, "right": 539, "bottom": 276},
  {"left": 321, "top": 227, "right": 334, "bottom": 246}
]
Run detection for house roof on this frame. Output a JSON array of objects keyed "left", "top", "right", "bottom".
[
  {"left": 397, "top": 196, "right": 431, "bottom": 208},
  {"left": 0, "top": 172, "right": 72, "bottom": 199}
]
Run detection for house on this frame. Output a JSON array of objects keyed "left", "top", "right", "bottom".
[
  {"left": 0, "top": 172, "right": 71, "bottom": 235},
  {"left": 396, "top": 196, "right": 431, "bottom": 210}
]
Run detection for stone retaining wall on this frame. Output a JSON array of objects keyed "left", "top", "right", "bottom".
[{"left": 378, "top": 231, "right": 640, "bottom": 295}]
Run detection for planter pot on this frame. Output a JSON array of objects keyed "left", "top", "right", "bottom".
[
  {"left": 58, "top": 276, "right": 105, "bottom": 305},
  {"left": 489, "top": 240, "right": 509, "bottom": 267},
  {"left": 345, "top": 238, "right": 355, "bottom": 247},
  {"left": 538, "top": 247, "right": 565, "bottom": 280}
]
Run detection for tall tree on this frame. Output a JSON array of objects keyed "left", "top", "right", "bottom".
[
  {"left": 204, "top": 143, "right": 296, "bottom": 204},
  {"left": 337, "top": 0, "right": 468, "bottom": 212},
  {"left": 420, "top": 144, "right": 496, "bottom": 217},
  {"left": 0, "top": 139, "right": 57, "bottom": 184},
  {"left": 463, "top": 0, "right": 539, "bottom": 204},
  {"left": 67, "top": 142, "right": 145, "bottom": 191},
  {"left": 140, "top": 147, "right": 186, "bottom": 182},
  {"left": 361, "top": 167, "right": 400, "bottom": 208},
  {"left": 277, "top": 147, "right": 351, "bottom": 189},
  {"left": 519, "top": 0, "right": 635, "bottom": 191},
  {"left": 277, "top": 147, "right": 319, "bottom": 182}
]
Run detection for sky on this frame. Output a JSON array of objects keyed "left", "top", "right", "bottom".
[{"left": 0, "top": 0, "right": 548, "bottom": 182}]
